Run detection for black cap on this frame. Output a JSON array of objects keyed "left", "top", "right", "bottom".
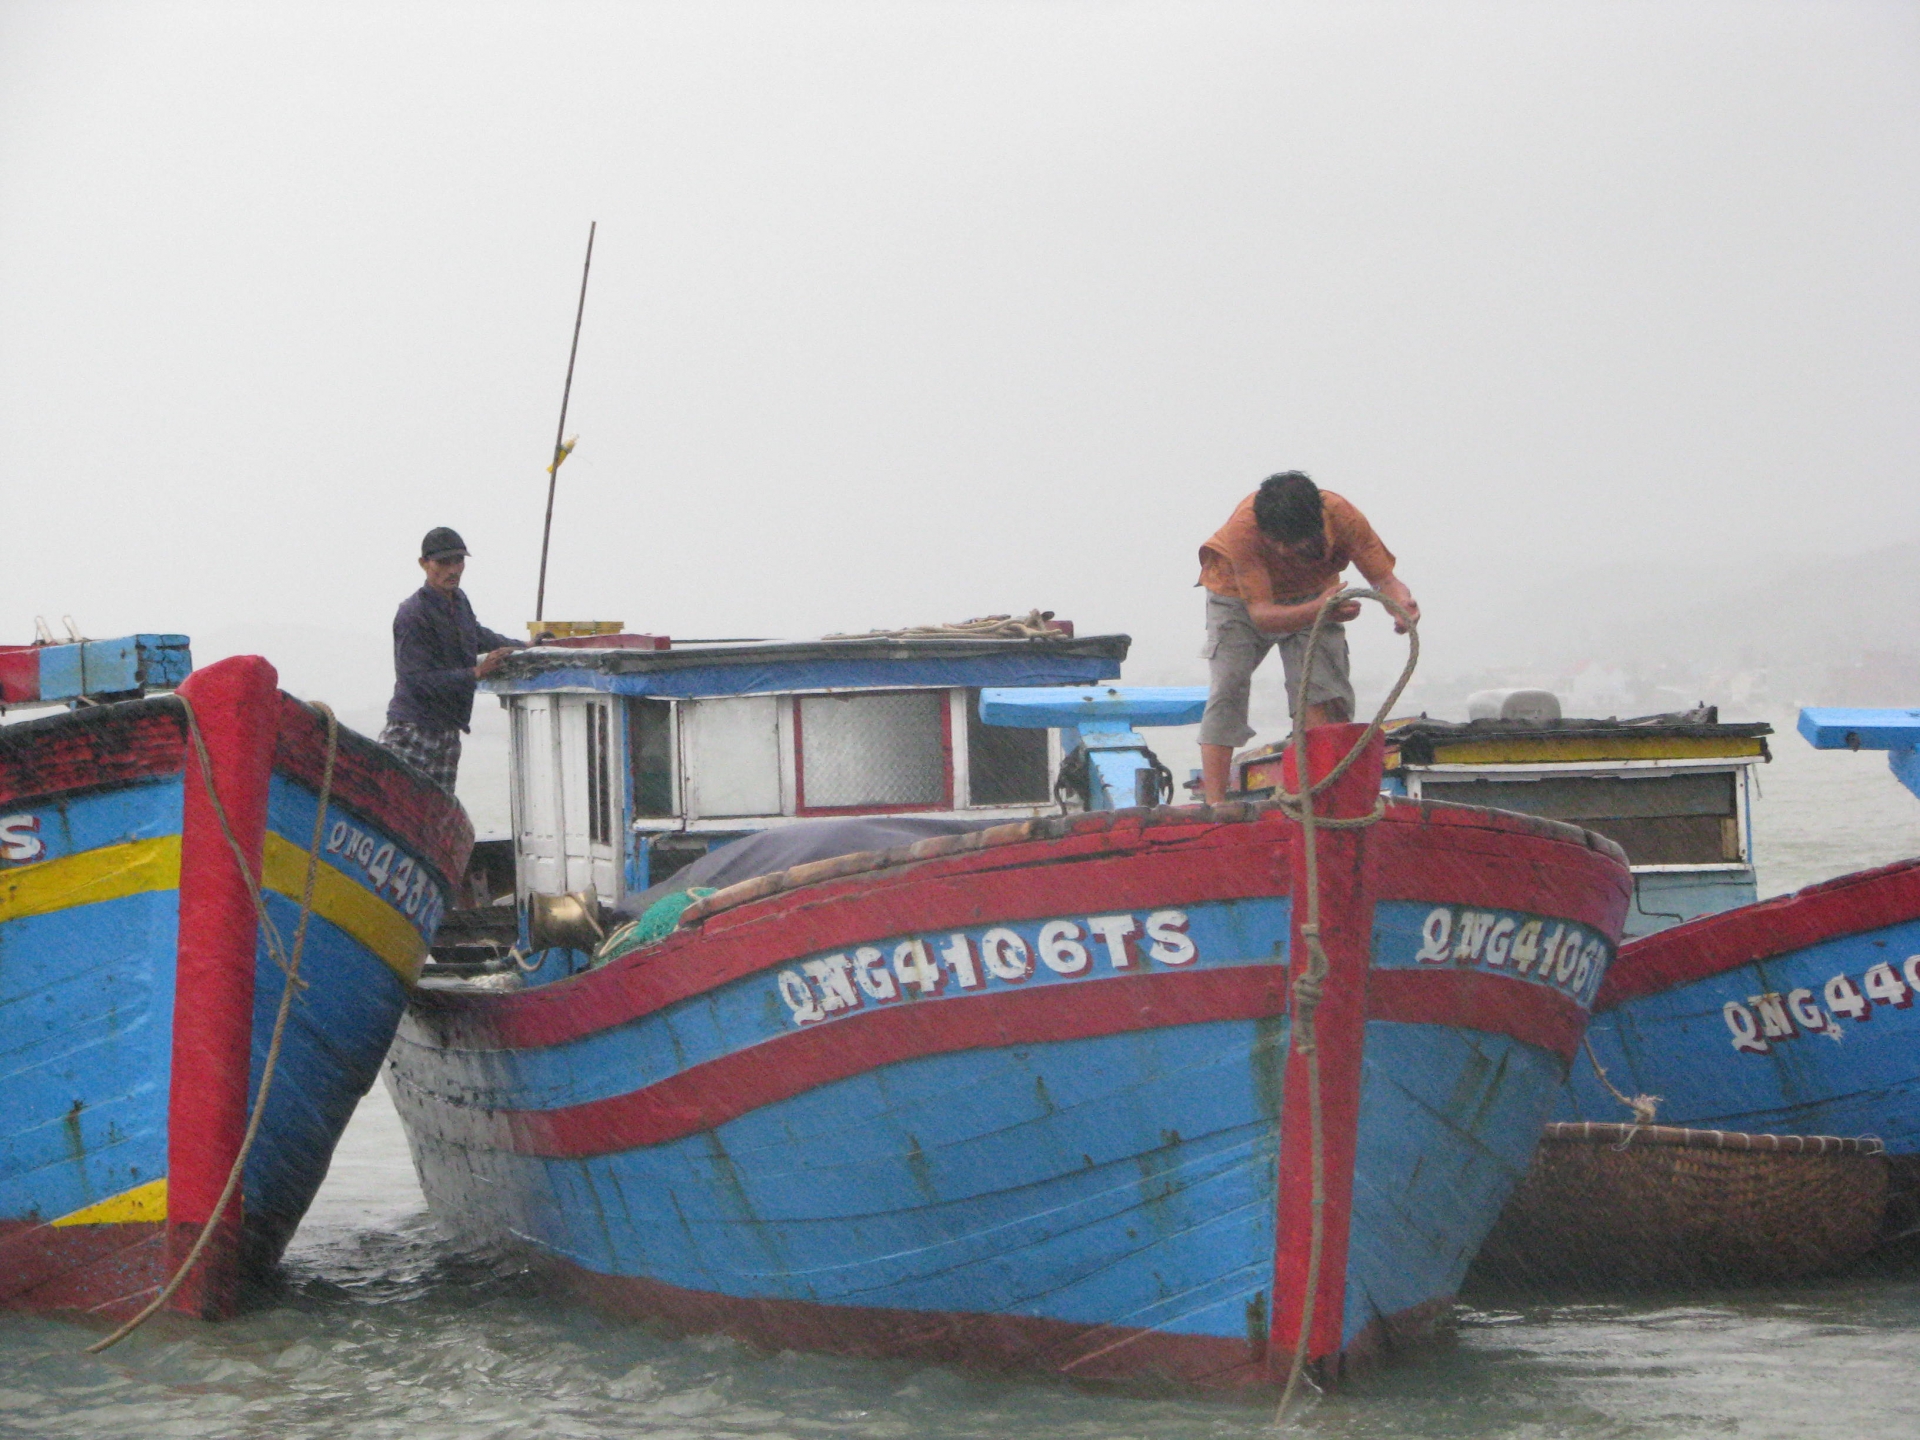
[{"left": 421, "top": 526, "right": 469, "bottom": 560}]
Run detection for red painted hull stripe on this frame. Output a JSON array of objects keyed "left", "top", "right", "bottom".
[
  {"left": 0, "top": 692, "right": 470, "bottom": 889},
  {"left": 430, "top": 965, "right": 1584, "bottom": 1161},
  {"left": 0, "top": 1219, "right": 165, "bottom": 1317},
  {"left": 553, "top": 1251, "right": 1451, "bottom": 1390},
  {"left": 1270, "top": 725, "right": 1378, "bottom": 1362},
  {"left": 558, "top": 1256, "right": 1267, "bottom": 1388},
  {"left": 271, "top": 693, "right": 473, "bottom": 889},
  {"left": 1600, "top": 856, "right": 1920, "bottom": 1011},
  {"left": 168, "top": 657, "right": 283, "bottom": 1318},
  {"left": 0, "top": 703, "right": 186, "bottom": 808},
  {"left": 411, "top": 809, "right": 1628, "bottom": 1053},
  {"left": 1367, "top": 968, "right": 1586, "bottom": 1058}
]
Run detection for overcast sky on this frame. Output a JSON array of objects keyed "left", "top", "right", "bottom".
[{"left": 4, "top": 1, "right": 1917, "bottom": 712}]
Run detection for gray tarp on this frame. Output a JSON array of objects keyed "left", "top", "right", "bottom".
[{"left": 616, "top": 816, "right": 1004, "bottom": 919}]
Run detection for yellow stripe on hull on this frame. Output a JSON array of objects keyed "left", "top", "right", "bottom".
[
  {"left": 0, "top": 835, "right": 181, "bottom": 924},
  {"left": 0, "top": 830, "right": 425, "bottom": 984},
  {"left": 51, "top": 1178, "right": 167, "bottom": 1227},
  {"left": 1414, "top": 735, "right": 1768, "bottom": 765},
  {"left": 262, "top": 833, "right": 428, "bottom": 985}
]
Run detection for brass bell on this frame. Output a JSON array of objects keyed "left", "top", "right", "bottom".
[{"left": 527, "top": 888, "right": 606, "bottom": 951}]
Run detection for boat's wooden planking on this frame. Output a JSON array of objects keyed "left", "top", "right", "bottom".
[
  {"left": 0, "top": 658, "right": 472, "bottom": 1320},
  {"left": 388, "top": 730, "right": 1631, "bottom": 1388}
]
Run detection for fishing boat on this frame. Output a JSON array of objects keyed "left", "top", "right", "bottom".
[
  {"left": 386, "top": 623, "right": 1631, "bottom": 1390},
  {"left": 1560, "top": 706, "right": 1920, "bottom": 1195},
  {"left": 1232, "top": 689, "right": 1772, "bottom": 941},
  {"left": 1, "top": 643, "right": 472, "bottom": 1321}
]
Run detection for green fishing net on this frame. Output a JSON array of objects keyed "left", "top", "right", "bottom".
[{"left": 595, "top": 886, "right": 718, "bottom": 966}]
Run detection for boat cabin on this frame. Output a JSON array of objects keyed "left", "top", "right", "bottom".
[
  {"left": 490, "top": 631, "right": 1141, "bottom": 899},
  {"left": 459, "top": 628, "right": 1222, "bottom": 978},
  {"left": 1232, "top": 691, "right": 1771, "bottom": 939}
]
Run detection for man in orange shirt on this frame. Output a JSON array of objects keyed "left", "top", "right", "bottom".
[{"left": 1197, "top": 471, "right": 1419, "bottom": 804}]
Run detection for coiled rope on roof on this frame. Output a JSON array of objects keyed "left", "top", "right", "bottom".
[{"left": 825, "top": 609, "right": 1072, "bottom": 641}]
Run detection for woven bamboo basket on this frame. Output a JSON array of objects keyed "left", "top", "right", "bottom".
[{"left": 1468, "top": 1123, "right": 1889, "bottom": 1290}]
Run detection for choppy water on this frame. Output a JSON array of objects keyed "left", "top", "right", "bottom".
[{"left": 7, "top": 726, "right": 1920, "bottom": 1438}]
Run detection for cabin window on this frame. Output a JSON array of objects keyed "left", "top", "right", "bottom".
[
  {"left": 682, "top": 696, "right": 783, "bottom": 817},
  {"left": 627, "top": 698, "right": 674, "bottom": 817},
  {"left": 796, "top": 691, "right": 949, "bottom": 811},
  {"left": 1419, "top": 771, "right": 1740, "bottom": 865},
  {"left": 584, "top": 700, "right": 615, "bottom": 846},
  {"left": 965, "top": 689, "right": 1050, "bottom": 804}
]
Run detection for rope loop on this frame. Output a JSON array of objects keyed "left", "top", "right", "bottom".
[{"left": 87, "top": 697, "right": 341, "bottom": 1353}]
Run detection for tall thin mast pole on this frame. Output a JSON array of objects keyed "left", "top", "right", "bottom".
[{"left": 535, "top": 220, "right": 596, "bottom": 624}]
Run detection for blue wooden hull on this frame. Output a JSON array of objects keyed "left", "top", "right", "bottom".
[
  {"left": 1563, "top": 858, "right": 1920, "bottom": 1151},
  {"left": 391, "top": 756, "right": 1630, "bottom": 1388},
  {"left": 396, "top": 1004, "right": 1561, "bottom": 1372},
  {"left": 1, "top": 659, "right": 471, "bottom": 1317}
]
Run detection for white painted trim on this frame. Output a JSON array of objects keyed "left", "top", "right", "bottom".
[
  {"left": 948, "top": 687, "right": 972, "bottom": 808},
  {"left": 776, "top": 697, "right": 798, "bottom": 816},
  {"left": 1632, "top": 862, "right": 1757, "bottom": 876}
]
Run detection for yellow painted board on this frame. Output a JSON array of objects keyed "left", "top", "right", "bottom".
[
  {"left": 261, "top": 833, "right": 428, "bottom": 984},
  {"left": 526, "top": 619, "right": 624, "bottom": 639},
  {"left": 1422, "top": 736, "right": 1767, "bottom": 765},
  {"left": 52, "top": 1177, "right": 167, "bottom": 1226},
  {"left": 0, "top": 835, "right": 180, "bottom": 924}
]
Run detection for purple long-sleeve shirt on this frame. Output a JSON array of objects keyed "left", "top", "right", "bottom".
[{"left": 384, "top": 585, "right": 520, "bottom": 733}]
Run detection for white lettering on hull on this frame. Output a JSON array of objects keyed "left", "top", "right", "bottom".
[
  {"left": 776, "top": 909, "right": 1196, "bottom": 1027},
  {"left": 1721, "top": 954, "right": 1920, "bottom": 1054}
]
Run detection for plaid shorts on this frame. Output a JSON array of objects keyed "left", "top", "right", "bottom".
[{"left": 379, "top": 722, "right": 462, "bottom": 792}]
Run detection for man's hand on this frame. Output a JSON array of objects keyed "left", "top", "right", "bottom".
[
  {"left": 475, "top": 648, "right": 513, "bottom": 680},
  {"left": 1375, "top": 574, "right": 1420, "bottom": 634},
  {"left": 1249, "top": 583, "right": 1358, "bottom": 635}
]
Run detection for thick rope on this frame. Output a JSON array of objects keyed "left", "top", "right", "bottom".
[
  {"left": 88, "top": 699, "right": 340, "bottom": 1353},
  {"left": 1582, "top": 1034, "right": 1662, "bottom": 1134},
  {"left": 1273, "top": 588, "right": 1418, "bottom": 1427},
  {"left": 826, "top": 609, "right": 1071, "bottom": 641}
]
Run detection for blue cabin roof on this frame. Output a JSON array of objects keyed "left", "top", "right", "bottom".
[{"left": 485, "top": 634, "right": 1131, "bottom": 700}]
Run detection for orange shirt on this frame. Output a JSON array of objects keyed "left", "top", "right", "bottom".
[{"left": 1197, "top": 490, "right": 1396, "bottom": 606}]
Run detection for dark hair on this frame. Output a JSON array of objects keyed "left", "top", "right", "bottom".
[{"left": 1252, "top": 471, "right": 1323, "bottom": 543}]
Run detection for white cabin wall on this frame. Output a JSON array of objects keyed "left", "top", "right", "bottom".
[
  {"left": 513, "top": 692, "right": 626, "bottom": 901},
  {"left": 776, "top": 699, "right": 797, "bottom": 813},
  {"left": 551, "top": 694, "right": 623, "bottom": 899},
  {"left": 556, "top": 697, "right": 590, "bottom": 890},
  {"left": 511, "top": 694, "right": 565, "bottom": 897}
]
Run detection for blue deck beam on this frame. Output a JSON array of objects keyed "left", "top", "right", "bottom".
[
  {"left": 979, "top": 686, "right": 1208, "bottom": 730},
  {"left": 1798, "top": 707, "right": 1920, "bottom": 751},
  {"left": 1799, "top": 707, "right": 1920, "bottom": 803}
]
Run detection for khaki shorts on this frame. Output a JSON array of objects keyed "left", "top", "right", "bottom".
[{"left": 1197, "top": 591, "right": 1354, "bottom": 748}]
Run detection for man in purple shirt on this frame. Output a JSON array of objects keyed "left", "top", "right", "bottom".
[{"left": 380, "top": 527, "right": 520, "bottom": 792}]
